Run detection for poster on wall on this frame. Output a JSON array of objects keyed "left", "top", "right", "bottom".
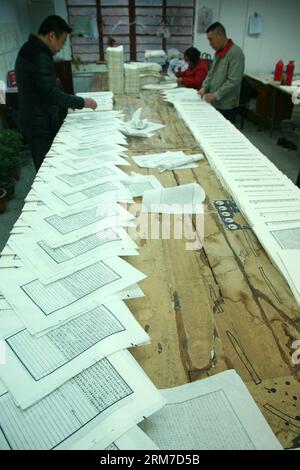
[
  {"left": 197, "top": 6, "right": 214, "bottom": 33},
  {"left": 248, "top": 14, "right": 263, "bottom": 35}
]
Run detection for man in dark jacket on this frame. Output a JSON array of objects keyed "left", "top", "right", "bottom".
[{"left": 15, "top": 15, "right": 97, "bottom": 171}]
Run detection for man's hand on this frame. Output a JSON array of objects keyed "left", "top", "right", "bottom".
[
  {"left": 198, "top": 88, "right": 206, "bottom": 98},
  {"left": 203, "top": 93, "right": 215, "bottom": 103},
  {"left": 177, "top": 77, "right": 183, "bottom": 84},
  {"left": 84, "top": 98, "right": 97, "bottom": 110}
]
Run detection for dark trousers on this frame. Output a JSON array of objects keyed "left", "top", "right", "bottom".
[
  {"left": 27, "top": 136, "right": 53, "bottom": 172},
  {"left": 297, "top": 171, "right": 300, "bottom": 188},
  {"left": 217, "top": 108, "right": 237, "bottom": 123}
]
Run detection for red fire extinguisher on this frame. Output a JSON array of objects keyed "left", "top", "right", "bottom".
[
  {"left": 274, "top": 60, "right": 284, "bottom": 82},
  {"left": 285, "top": 61, "right": 294, "bottom": 86}
]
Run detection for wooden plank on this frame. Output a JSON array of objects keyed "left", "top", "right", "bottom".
[{"left": 246, "top": 375, "right": 300, "bottom": 449}]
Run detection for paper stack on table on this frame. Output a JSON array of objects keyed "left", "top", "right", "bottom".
[
  {"left": 124, "top": 61, "right": 162, "bottom": 88},
  {"left": 75, "top": 91, "right": 114, "bottom": 112},
  {"left": 8, "top": 226, "right": 138, "bottom": 283},
  {"left": 142, "top": 81, "right": 178, "bottom": 91},
  {"left": 45, "top": 110, "right": 130, "bottom": 170},
  {"left": 124, "top": 63, "right": 140, "bottom": 94},
  {"left": 145, "top": 49, "right": 166, "bottom": 64},
  {"left": 107, "top": 45, "right": 124, "bottom": 94},
  {"left": 0, "top": 98, "right": 168, "bottom": 451},
  {"left": 162, "top": 87, "right": 300, "bottom": 307},
  {"left": 0, "top": 349, "right": 165, "bottom": 450},
  {"left": 122, "top": 107, "right": 165, "bottom": 137},
  {"left": 30, "top": 178, "right": 133, "bottom": 215}
]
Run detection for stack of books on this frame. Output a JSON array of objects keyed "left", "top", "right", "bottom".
[{"left": 107, "top": 45, "right": 124, "bottom": 94}]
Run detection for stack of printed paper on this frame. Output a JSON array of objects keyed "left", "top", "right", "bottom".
[
  {"left": 162, "top": 87, "right": 300, "bottom": 307},
  {"left": 124, "top": 63, "right": 140, "bottom": 94},
  {"left": 0, "top": 91, "right": 169, "bottom": 450},
  {"left": 144, "top": 49, "right": 166, "bottom": 64},
  {"left": 75, "top": 91, "right": 114, "bottom": 111},
  {"left": 107, "top": 45, "right": 124, "bottom": 94}
]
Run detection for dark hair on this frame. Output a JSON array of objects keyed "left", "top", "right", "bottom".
[
  {"left": 184, "top": 47, "right": 200, "bottom": 64},
  {"left": 38, "top": 15, "right": 72, "bottom": 36},
  {"left": 206, "top": 22, "right": 226, "bottom": 35}
]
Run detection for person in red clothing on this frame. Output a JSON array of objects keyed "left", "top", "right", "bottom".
[{"left": 175, "top": 47, "right": 208, "bottom": 89}]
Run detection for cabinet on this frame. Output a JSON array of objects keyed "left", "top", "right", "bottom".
[{"left": 246, "top": 74, "right": 293, "bottom": 130}]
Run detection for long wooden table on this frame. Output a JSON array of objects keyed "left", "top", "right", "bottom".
[{"left": 91, "top": 76, "right": 300, "bottom": 449}]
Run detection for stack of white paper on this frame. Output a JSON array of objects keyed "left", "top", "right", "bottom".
[
  {"left": 0, "top": 81, "right": 173, "bottom": 451},
  {"left": 8, "top": 226, "right": 138, "bottom": 283},
  {"left": 71, "top": 91, "right": 114, "bottom": 112},
  {"left": 0, "top": 299, "right": 150, "bottom": 408},
  {"left": 46, "top": 111, "right": 130, "bottom": 170},
  {"left": 36, "top": 163, "right": 129, "bottom": 193},
  {"left": 163, "top": 87, "right": 300, "bottom": 307},
  {"left": 144, "top": 49, "right": 166, "bottom": 64},
  {"left": 125, "top": 62, "right": 161, "bottom": 74},
  {"left": 107, "top": 45, "right": 124, "bottom": 94},
  {"left": 124, "top": 63, "right": 140, "bottom": 94},
  {"left": 0, "top": 256, "right": 146, "bottom": 334},
  {"left": 0, "top": 350, "right": 165, "bottom": 450},
  {"left": 31, "top": 179, "right": 133, "bottom": 214},
  {"left": 124, "top": 61, "right": 162, "bottom": 89},
  {"left": 21, "top": 202, "right": 134, "bottom": 245},
  {"left": 142, "top": 82, "right": 178, "bottom": 91}
]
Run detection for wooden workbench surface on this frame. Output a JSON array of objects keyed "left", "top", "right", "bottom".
[{"left": 91, "top": 76, "right": 300, "bottom": 449}]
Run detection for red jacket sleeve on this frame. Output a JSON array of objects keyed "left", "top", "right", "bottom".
[{"left": 176, "top": 60, "right": 208, "bottom": 89}]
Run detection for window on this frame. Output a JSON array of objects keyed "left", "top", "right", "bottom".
[{"left": 67, "top": 0, "right": 195, "bottom": 62}]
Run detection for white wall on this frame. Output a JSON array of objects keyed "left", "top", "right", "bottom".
[
  {"left": 27, "top": 1, "right": 55, "bottom": 36},
  {"left": 3, "top": 0, "right": 299, "bottom": 78},
  {"left": 26, "top": 0, "right": 72, "bottom": 61},
  {"left": 0, "top": 0, "right": 31, "bottom": 43},
  {"left": 0, "top": 0, "right": 72, "bottom": 73},
  {"left": 54, "top": 0, "right": 72, "bottom": 61},
  {"left": 194, "top": 0, "right": 300, "bottom": 75},
  {"left": 0, "top": 0, "right": 31, "bottom": 82}
]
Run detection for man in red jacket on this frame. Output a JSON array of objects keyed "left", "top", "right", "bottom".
[{"left": 175, "top": 47, "right": 208, "bottom": 90}]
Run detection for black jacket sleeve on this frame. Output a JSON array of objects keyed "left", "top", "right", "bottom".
[{"left": 32, "top": 53, "right": 84, "bottom": 110}]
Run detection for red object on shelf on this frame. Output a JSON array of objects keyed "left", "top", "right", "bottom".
[
  {"left": 274, "top": 60, "right": 284, "bottom": 82},
  {"left": 285, "top": 60, "right": 295, "bottom": 86}
]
